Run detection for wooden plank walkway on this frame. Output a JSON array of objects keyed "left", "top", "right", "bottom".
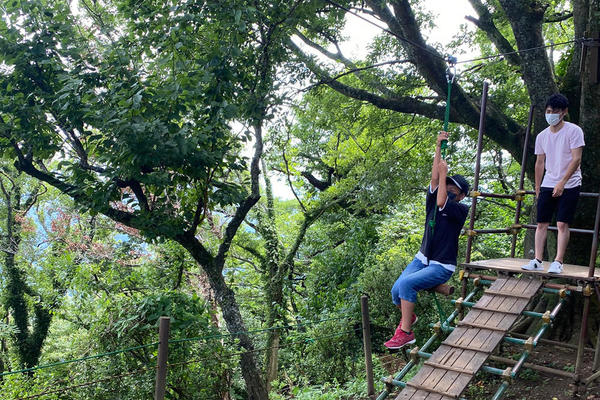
[
  {"left": 395, "top": 277, "right": 542, "bottom": 400},
  {"left": 461, "top": 257, "right": 598, "bottom": 281}
]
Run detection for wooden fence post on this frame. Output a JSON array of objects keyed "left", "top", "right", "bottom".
[
  {"left": 155, "top": 316, "right": 170, "bottom": 400},
  {"left": 361, "top": 295, "right": 375, "bottom": 398}
]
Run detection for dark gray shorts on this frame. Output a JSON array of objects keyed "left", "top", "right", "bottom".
[{"left": 537, "top": 186, "right": 580, "bottom": 224}]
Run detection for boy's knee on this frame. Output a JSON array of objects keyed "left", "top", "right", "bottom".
[{"left": 557, "top": 221, "right": 569, "bottom": 232}]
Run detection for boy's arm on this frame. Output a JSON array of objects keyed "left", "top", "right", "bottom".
[
  {"left": 553, "top": 147, "right": 583, "bottom": 197},
  {"left": 437, "top": 159, "right": 448, "bottom": 208},
  {"left": 534, "top": 154, "right": 545, "bottom": 198},
  {"left": 431, "top": 131, "right": 448, "bottom": 190}
]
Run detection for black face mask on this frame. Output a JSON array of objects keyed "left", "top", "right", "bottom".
[{"left": 447, "top": 191, "right": 457, "bottom": 202}]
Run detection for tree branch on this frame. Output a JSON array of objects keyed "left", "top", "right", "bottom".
[
  {"left": 288, "top": 39, "right": 446, "bottom": 119},
  {"left": 215, "top": 123, "right": 262, "bottom": 269},
  {"left": 466, "top": 0, "right": 522, "bottom": 66},
  {"left": 544, "top": 11, "right": 573, "bottom": 23}
]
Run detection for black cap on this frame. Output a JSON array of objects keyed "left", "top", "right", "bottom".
[{"left": 446, "top": 174, "right": 470, "bottom": 196}]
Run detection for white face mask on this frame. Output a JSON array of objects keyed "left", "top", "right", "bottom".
[{"left": 545, "top": 112, "right": 562, "bottom": 126}]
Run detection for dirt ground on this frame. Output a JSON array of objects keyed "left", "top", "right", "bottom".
[{"left": 378, "top": 341, "right": 600, "bottom": 400}]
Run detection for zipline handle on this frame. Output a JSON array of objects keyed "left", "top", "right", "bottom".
[{"left": 441, "top": 55, "right": 457, "bottom": 157}]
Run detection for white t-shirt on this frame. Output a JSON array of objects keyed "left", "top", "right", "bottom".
[{"left": 534, "top": 121, "right": 585, "bottom": 189}]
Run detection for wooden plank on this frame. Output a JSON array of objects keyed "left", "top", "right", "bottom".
[
  {"left": 463, "top": 351, "right": 489, "bottom": 373},
  {"left": 488, "top": 277, "right": 509, "bottom": 291},
  {"left": 474, "top": 293, "right": 495, "bottom": 308},
  {"left": 395, "top": 387, "right": 417, "bottom": 399},
  {"left": 405, "top": 382, "right": 458, "bottom": 399},
  {"left": 424, "top": 394, "right": 443, "bottom": 400},
  {"left": 494, "top": 296, "right": 520, "bottom": 314},
  {"left": 498, "top": 313, "right": 520, "bottom": 331},
  {"left": 451, "top": 349, "right": 477, "bottom": 370},
  {"left": 483, "top": 289, "right": 534, "bottom": 299},
  {"left": 508, "top": 298, "right": 530, "bottom": 314},
  {"left": 461, "top": 258, "right": 598, "bottom": 281},
  {"left": 423, "top": 361, "right": 474, "bottom": 375},
  {"left": 411, "top": 365, "right": 438, "bottom": 386},
  {"left": 455, "top": 326, "right": 479, "bottom": 347},
  {"left": 457, "top": 320, "right": 508, "bottom": 332},
  {"left": 472, "top": 310, "right": 495, "bottom": 326},
  {"left": 433, "top": 345, "right": 462, "bottom": 366},
  {"left": 445, "top": 373, "right": 473, "bottom": 397},
  {"left": 465, "top": 327, "right": 494, "bottom": 351},
  {"left": 410, "top": 390, "right": 431, "bottom": 400},
  {"left": 472, "top": 304, "right": 520, "bottom": 315},
  {"left": 523, "top": 279, "right": 543, "bottom": 297},
  {"left": 499, "top": 277, "right": 520, "bottom": 293},
  {"left": 431, "top": 370, "right": 459, "bottom": 394}
]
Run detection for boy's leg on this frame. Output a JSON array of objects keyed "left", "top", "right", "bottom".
[
  {"left": 553, "top": 186, "right": 580, "bottom": 264},
  {"left": 394, "top": 264, "right": 452, "bottom": 331},
  {"left": 527, "top": 188, "right": 555, "bottom": 266},
  {"left": 391, "top": 257, "right": 427, "bottom": 306},
  {"left": 555, "top": 222, "right": 570, "bottom": 263},
  {"left": 535, "top": 223, "right": 549, "bottom": 261},
  {"left": 400, "top": 300, "right": 416, "bottom": 332}
]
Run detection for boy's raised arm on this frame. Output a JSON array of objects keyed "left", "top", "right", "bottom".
[{"left": 430, "top": 131, "right": 448, "bottom": 190}]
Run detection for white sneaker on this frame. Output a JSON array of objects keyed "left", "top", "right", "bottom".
[
  {"left": 548, "top": 260, "right": 563, "bottom": 274},
  {"left": 521, "top": 259, "right": 544, "bottom": 271}
]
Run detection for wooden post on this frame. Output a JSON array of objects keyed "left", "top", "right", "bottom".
[
  {"left": 155, "top": 316, "right": 170, "bottom": 400},
  {"left": 361, "top": 295, "right": 375, "bottom": 399}
]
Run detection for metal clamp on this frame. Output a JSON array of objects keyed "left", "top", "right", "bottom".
[
  {"left": 473, "top": 277, "right": 481, "bottom": 287},
  {"left": 410, "top": 346, "right": 420, "bottom": 363},
  {"left": 502, "top": 367, "right": 513, "bottom": 382},
  {"left": 542, "top": 311, "right": 552, "bottom": 324},
  {"left": 508, "top": 224, "right": 522, "bottom": 235},
  {"left": 433, "top": 321, "right": 442, "bottom": 334},
  {"left": 454, "top": 297, "right": 464, "bottom": 312},
  {"left": 525, "top": 337, "right": 534, "bottom": 352},
  {"left": 559, "top": 288, "right": 568, "bottom": 298},
  {"left": 469, "top": 190, "right": 481, "bottom": 198},
  {"left": 583, "top": 284, "right": 593, "bottom": 297},
  {"left": 465, "top": 229, "right": 477, "bottom": 237}
]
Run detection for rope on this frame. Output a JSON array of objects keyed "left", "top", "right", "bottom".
[
  {"left": 168, "top": 314, "right": 354, "bottom": 345},
  {"left": 0, "top": 314, "right": 353, "bottom": 378},
  {"left": 0, "top": 342, "right": 159, "bottom": 378},
  {"left": 166, "top": 328, "right": 363, "bottom": 369},
  {"left": 15, "top": 367, "right": 153, "bottom": 400},
  {"left": 17, "top": 328, "right": 362, "bottom": 399}
]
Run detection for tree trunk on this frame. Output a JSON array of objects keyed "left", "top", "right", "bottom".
[
  {"left": 178, "top": 233, "right": 268, "bottom": 400},
  {"left": 2, "top": 184, "right": 52, "bottom": 370}
]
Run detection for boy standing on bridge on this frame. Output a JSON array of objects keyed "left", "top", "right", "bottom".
[
  {"left": 521, "top": 93, "right": 585, "bottom": 274},
  {"left": 385, "top": 131, "right": 470, "bottom": 349}
]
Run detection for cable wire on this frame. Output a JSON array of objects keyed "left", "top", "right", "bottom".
[
  {"left": 18, "top": 327, "right": 362, "bottom": 399},
  {"left": 322, "top": 0, "right": 446, "bottom": 61},
  {"left": 0, "top": 314, "right": 354, "bottom": 378},
  {"left": 15, "top": 367, "right": 153, "bottom": 400},
  {"left": 0, "top": 342, "right": 159, "bottom": 378},
  {"left": 322, "top": 0, "right": 587, "bottom": 69}
]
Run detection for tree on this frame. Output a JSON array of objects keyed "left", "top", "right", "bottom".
[
  {"left": 290, "top": 0, "right": 600, "bottom": 263},
  {"left": 0, "top": 0, "right": 333, "bottom": 397},
  {"left": 0, "top": 166, "right": 50, "bottom": 370}
]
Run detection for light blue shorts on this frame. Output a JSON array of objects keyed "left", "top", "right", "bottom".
[{"left": 391, "top": 257, "right": 453, "bottom": 304}]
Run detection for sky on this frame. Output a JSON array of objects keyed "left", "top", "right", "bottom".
[
  {"left": 270, "top": 0, "right": 477, "bottom": 200},
  {"left": 338, "top": 0, "right": 476, "bottom": 60}
]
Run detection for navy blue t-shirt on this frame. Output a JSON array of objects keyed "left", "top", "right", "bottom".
[{"left": 418, "top": 186, "right": 469, "bottom": 265}]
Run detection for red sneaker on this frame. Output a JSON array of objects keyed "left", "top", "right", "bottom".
[{"left": 384, "top": 330, "right": 416, "bottom": 350}]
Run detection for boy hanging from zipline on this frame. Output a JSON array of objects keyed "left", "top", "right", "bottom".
[{"left": 385, "top": 131, "right": 470, "bottom": 349}]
